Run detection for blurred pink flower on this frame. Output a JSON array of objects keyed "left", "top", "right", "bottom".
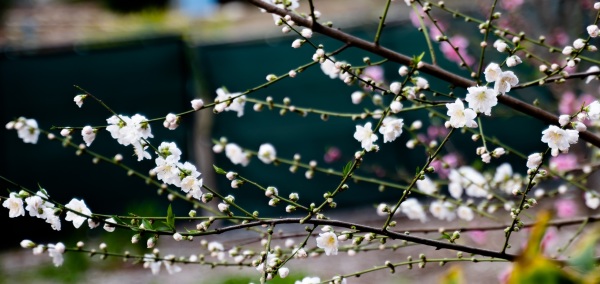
[
  {"left": 497, "top": 264, "right": 513, "bottom": 284},
  {"left": 550, "top": 28, "right": 570, "bottom": 46},
  {"left": 324, "top": 147, "right": 341, "bottom": 163},
  {"left": 549, "top": 154, "right": 577, "bottom": 172},
  {"left": 362, "top": 66, "right": 384, "bottom": 83},
  {"left": 500, "top": 0, "right": 524, "bottom": 11},
  {"left": 555, "top": 198, "right": 578, "bottom": 218},
  {"left": 541, "top": 227, "right": 559, "bottom": 256},
  {"left": 427, "top": 125, "right": 449, "bottom": 140},
  {"left": 559, "top": 91, "right": 596, "bottom": 115},
  {"left": 440, "top": 35, "right": 475, "bottom": 66},
  {"left": 431, "top": 153, "right": 460, "bottom": 179},
  {"left": 468, "top": 230, "right": 487, "bottom": 245}
]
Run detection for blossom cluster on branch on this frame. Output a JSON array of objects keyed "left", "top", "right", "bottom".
[{"left": 4, "top": 0, "right": 600, "bottom": 283}]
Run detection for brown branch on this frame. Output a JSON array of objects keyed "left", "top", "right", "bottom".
[
  {"left": 245, "top": 0, "right": 600, "bottom": 148},
  {"left": 190, "top": 217, "right": 517, "bottom": 261}
]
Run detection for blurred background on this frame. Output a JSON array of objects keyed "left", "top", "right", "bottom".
[{"left": 0, "top": 0, "right": 597, "bottom": 283}]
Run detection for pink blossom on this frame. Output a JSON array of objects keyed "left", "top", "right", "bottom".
[
  {"left": 440, "top": 35, "right": 475, "bottom": 66},
  {"left": 559, "top": 91, "right": 577, "bottom": 114},
  {"left": 541, "top": 227, "right": 559, "bottom": 256},
  {"left": 550, "top": 28, "right": 570, "bottom": 46},
  {"left": 427, "top": 125, "right": 449, "bottom": 140},
  {"left": 468, "top": 230, "right": 487, "bottom": 245},
  {"left": 362, "top": 66, "right": 384, "bottom": 83},
  {"left": 497, "top": 265, "right": 513, "bottom": 284},
  {"left": 324, "top": 147, "right": 342, "bottom": 163},
  {"left": 549, "top": 154, "right": 578, "bottom": 172},
  {"left": 554, "top": 198, "right": 578, "bottom": 218},
  {"left": 431, "top": 153, "right": 461, "bottom": 179},
  {"left": 500, "top": 0, "right": 524, "bottom": 11},
  {"left": 559, "top": 92, "right": 596, "bottom": 115}
]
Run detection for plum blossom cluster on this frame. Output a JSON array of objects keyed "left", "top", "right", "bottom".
[
  {"left": 445, "top": 63, "right": 518, "bottom": 129},
  {"left": 533, "top": 99, "right": 600, "bottom": 159},
  {"left": 213, "top": 140, "right": 278, "bottom": 167},
  {"left": 104, "top": 114, "right": 154, "bottom": 161},
  {"left": 20, "top": 240, "right": 66, "bottom": 267},
  {"left": 2, "top": 188, "right": 105, "bottom": 232},
  {"left": 214, "top": 87, "right": 246, "bottom": 117},
  {"left": 152, "top": 142, "right": 203, "bottom": 200},
  {"left": 5, "top": 117, "right": 40, "bottom": 144},
  {"left": 143, "top": 251, "right": 182, "bottom": 275}
]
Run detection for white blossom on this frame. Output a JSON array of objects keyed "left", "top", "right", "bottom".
[
  {"left": 541, "top": 125, "right": 579, "bottom": 156},
  {"left": 65, "top": 199, "right": 93, "bottom": 229},
  {"left": 494, "top": 71, "right": 519, "bottom": 95},
  {"left": 354, "top": 122, "right": 378, "bottom": 151},
  {"left": 47, "top": 242, "right": 65, "bottom": 267},
  {"left": 316, "top": 232, "right": 338, "bottom": 256},
  {"left": 191, "top": 99, "right": 204, "bottom": 110},
  {"left": 416, "top": 175, "right": 437, "bottom": 194},
  {"left": 484, "top": 63, "right": 502, "bottom": 82},
  {"left": 585, "top": 66, "right": 600, "bottom": 84},
  {"left": 73, "top": 95, "right": 86, "bottom": 108},
  {"left": 257, "top": 143, "right": 277, "bottom": 164},
  {"left": 465, "top": 86, "right": 497, "bottom": 116},
  {"left": 399, "top": 198, "right": 427, "bottom": 223},
  {"left": 527, "top": 153, "right": 543, "bottom": 169},
  {"left": 81, "top": 126, "right": 96, "bottom": 146},
  {"left": 446, "top": 99, "right": 478, "bottom": 128},
  {"left": 585, "top": 191, "right": 600, "bottom": 209},
  {"left": 3, "top": 192, "right": 24, "bottom": 218},
  {"left": 493, "top": 39, "right": 507, "bottom": 52},
  {"left": 215, "top": 88, "right": 246, "bottom": 117},
  {"left": 429, "top": 200, "right": 456, "bottom": 221},
  {"left": 378, "top": 117, "right": 404, "bottom": 143},
  {"left": 587, "top": 101, "right": 600, "bottom": 119},
  {"left": 457, "top": 205, "right": 474, "bottom": 221},
  {"left": 588, "top": 25, "right": 599, "bottom": 38},
  {"left": 506, "top": 55, "right": 522, "bottom": 67}
]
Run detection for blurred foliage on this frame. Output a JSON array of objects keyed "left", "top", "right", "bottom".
[
  {"left": 507, "top": 211, "right": 600, "bottom": 284},
  {"left": 440, "top": 265, "right": 464, "bottom": 284}
]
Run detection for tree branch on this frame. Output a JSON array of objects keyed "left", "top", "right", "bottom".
[
  {"left": 192, "top": 217, "right": 517, "bottom": 261},
  {"left": 245, "top": 0, "right": 600, "bottom": 148}
]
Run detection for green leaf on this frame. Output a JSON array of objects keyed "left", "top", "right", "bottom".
[
  {"left": 342, "top": 161, "right": 353, "bottom": 176},
  {"left": 567, "top": 227, "right": 600, "bottom": 275},
  {"left": 213, "top": 164, "right": 226, "bottom": 175},
  {"left": 412, "top": 52, "right": 425, "bottom": 65},
  {"left": 441, "top": 232, "right": 452, "bottom": 240},
  {"left": 142, "top": 219, "right": 154, "bottom": 230},
  {"left": 154, "top": 226, "right": 172, "bottom": 231},
  {"left": 111, "top": 215, "right": 127, "bottom": 226},
  {"left": 165, "top": 204, "right": 175, "bottom": 231}
]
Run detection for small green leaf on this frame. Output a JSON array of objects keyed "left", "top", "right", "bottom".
[
  {"left": 213, "top": 164, "right": 226, "bottom": 175},
  {"left": 166, "top": 204, "right": 175, "bottom": 231},
  {"left": 185, "top": 228, "right": 201, "bottom": 234},
  {"left": 111, "top": 215, "right": 127, "bottom": 225},
  {"left": 142, "top": 219, "right": 154, "bottom": 230},
  {"left": 155, "top": 226, "right": 172, "bottom": 231},
  {"left": 412, "top": 52, "right": 425, "bottom": 65},
  {"left": 342, "top": 161, "right": 353, "bottom": 176},
  {"left": 441, "top": 232, "right": 452, "bottom": 240}
]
